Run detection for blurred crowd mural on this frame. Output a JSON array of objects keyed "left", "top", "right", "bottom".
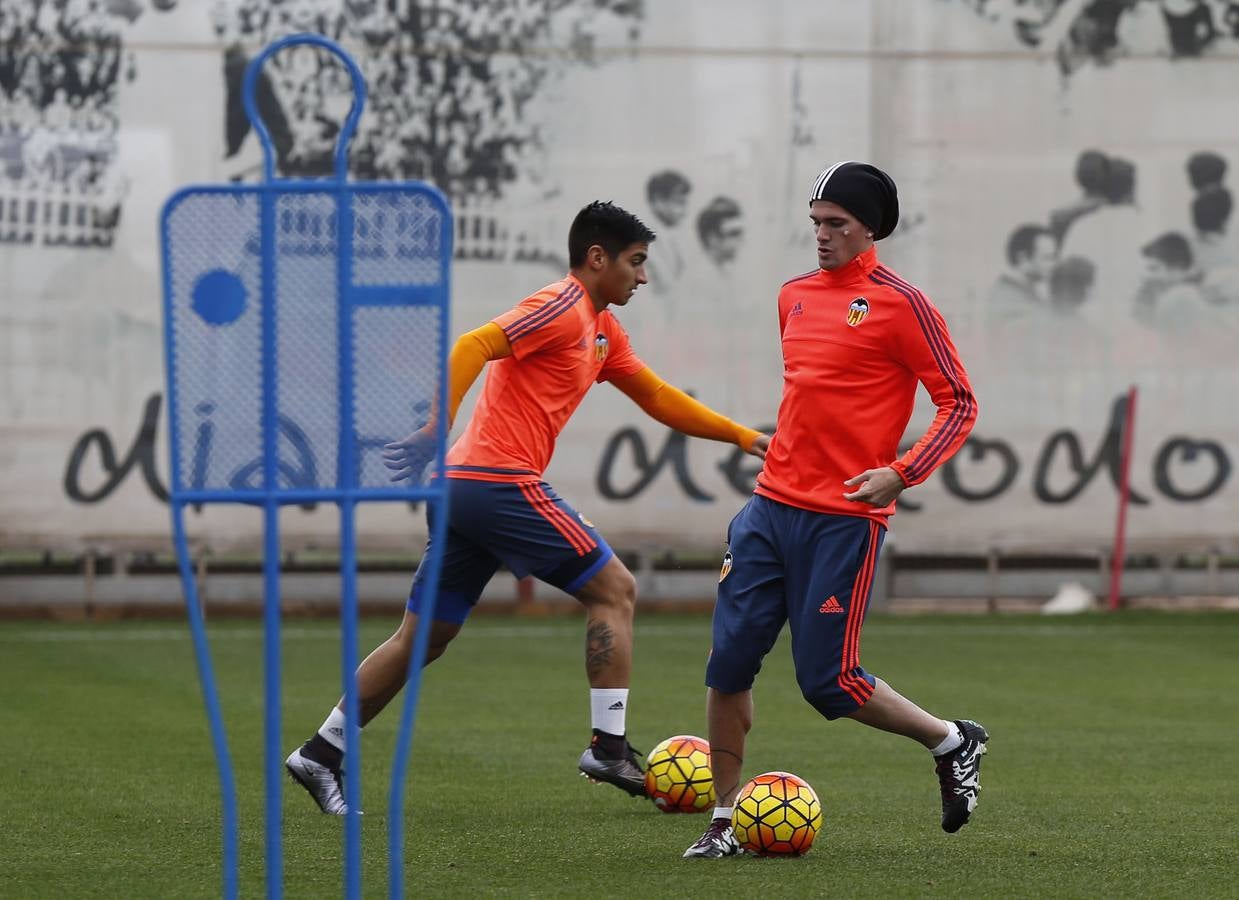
[
  {"left": 988, "top": 149, "right": 1239, "bottom": 333},
  {"left": 217, "top": 0, "right": 643, "bottom": 186},
  {"left": 639, "top": 170, "right": 747, "bottom": 298},
  {"left": 1, "top": 0, "right": 646, "bottom": 257},
  {"left": 953, "top": 0, "right": 1239, "bottom": 74},
  {"left": 215, "top": 0, "right": 646, "bottom": 267},
  {"left": 0, "top": 0, "right": 161, "bottom": 246}
]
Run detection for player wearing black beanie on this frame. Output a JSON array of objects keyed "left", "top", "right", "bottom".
[{"left": 809, "top": 161, "right": 900, "bottom": 240}]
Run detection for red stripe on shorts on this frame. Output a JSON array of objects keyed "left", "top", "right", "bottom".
[
  {"left": 518, "top": 483, "right": 595, "bottom": 556},
  {"left": 837, "top": 521, "right": 880, "bottom": 706}
]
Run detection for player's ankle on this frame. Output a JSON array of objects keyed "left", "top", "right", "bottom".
[
  {"left": 302, "top": 733, "right": 343, "bottom": 770},
  {"left": 590, "top": 728, "right": 626, "bottom": 760}
]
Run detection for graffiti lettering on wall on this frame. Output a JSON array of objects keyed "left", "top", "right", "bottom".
[
  {"left": 63, "top": 393, "right": 167, "bottom": 503},
  {"left": 62, "top": 392, "right": 317, "bottom": 509},
  {"left": 596, "top": 427, "right": 721, "bottom": 503},
  {"left": 594, "top": 392, "right": 1233, "bottom": 509},
  {"left": 63, "top": 391, "right": 1232, "bottom": 511}
]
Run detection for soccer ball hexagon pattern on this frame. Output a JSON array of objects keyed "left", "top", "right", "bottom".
[
  {"left": 731, "top": 771, "right": 823, "bottom": 856},
  {"left": 643, "top": 735, "right": 715, "bottom": 814}
]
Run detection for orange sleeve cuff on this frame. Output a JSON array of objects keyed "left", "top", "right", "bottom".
[{"left": 889, "top": 461, "right": 912, "bottom": 487}]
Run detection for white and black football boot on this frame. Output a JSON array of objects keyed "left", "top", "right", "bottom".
[
  {"left": 285, "top": 745, "right": 352, "bottom": 815},
  {"left": 934, "top": 719, "right": 989, "bottom": 833},
  {"left": 682, "top": 817, "right": 744, "bottom": 859}
]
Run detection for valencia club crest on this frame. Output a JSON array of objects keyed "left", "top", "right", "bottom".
[{"left": 846, "top": 297, "right": 870, "bottom": 326}]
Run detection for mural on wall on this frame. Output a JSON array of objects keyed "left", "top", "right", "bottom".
[
  {"left": 213, "top": 0, "right": 646, "bottom": 268},
  {"left": 0, "top": 0, "right": 647, "bottom": 261},
  {"left": 987, "top": 148, "right": 1239, "bottom": 332},
  {"left": 216, "top": 0, "right": 645, "bottom": 192},
  {"left": 904, "top": 3, "right": 1239, "bottom": 346},
  {"left": 0, "top": 0, "right": 180, "bottom": 248},
  {"left": 4, "top": 0, "right": 1239, "bottom": 551},
  {"left": 951, "top": 0, "right": 1239, "bottom": 75}
]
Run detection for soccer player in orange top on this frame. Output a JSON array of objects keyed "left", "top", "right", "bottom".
[
  {"left": 683, "top": 162, "right": 987, "bottom": 859},
  {"left": 285, "top": 201, "right": 769, "bottom": 814}
]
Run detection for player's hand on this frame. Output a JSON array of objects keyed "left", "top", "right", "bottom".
[
  {"left": 747, "top": 433, "right": 771, "bottom": 460},
  {"left": 381, "top": 428, "right": 437, "bottom": 482},
  {"left": 842, "top": 466, "right": 906, "bottom": 507}
]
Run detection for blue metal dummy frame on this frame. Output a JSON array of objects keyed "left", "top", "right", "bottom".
[{"left": 159, "top": 33, "right": 452, "bottom": 900}]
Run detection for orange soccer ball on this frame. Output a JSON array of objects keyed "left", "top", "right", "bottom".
[
  {"left": 731, "top": 771, "right": 823, "bottom": 856},
  {"left": 643, "top": 735, "right": 715, "bottom": 814}
]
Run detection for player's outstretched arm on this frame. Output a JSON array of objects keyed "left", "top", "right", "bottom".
[
  {"left": 381, "top": 323, "right": 512, "bottom": 481},
  {"left": 610, "top": 367, "right": 768, "bottom": 459}
]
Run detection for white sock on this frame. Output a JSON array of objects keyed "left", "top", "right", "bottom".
[
  {"left": 590, "top": 688, "right": 628, "bottom": 736},
  {"left": 713, "top": 806, "right": 734, "bottom": 821},
  {"left": 930, "top": 720, "right": 963, "bottom": 756},
  {"left": 318, "top": 707, "right": 347, "bottom": 752}
]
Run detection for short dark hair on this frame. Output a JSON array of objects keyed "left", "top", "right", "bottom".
[
  {"left": 1006, "top": 223, "right": 1055, "bottom": 266},
  {"left": 696, "top": 196, "right": 742, "bottom": 245},
  {"left": 1187, "top": 152, "right": 1227, "bottom": 192},
  {"left": 1141, "top": 231, "right": 1194, "bottom": 270},
  {"left": 646, "top": 170, "right": 691, "bottom": 202},
  {"left": 1075, "top": 150, "right": 1111, "bottom": 196},
  {"left": 1049, "top": 256, "right": 1095, "bottom": 308},
  {"left": 567, "top": 201, "right": 656, "bottom": 267},
  {"left": 1192, "top": 187, "right": 1233, "bottom": 234},
  {"left": 1100, "top": 157, "right": 1136, "bottom": 204}
]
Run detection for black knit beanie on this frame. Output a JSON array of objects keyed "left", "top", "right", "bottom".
[{"left": 809, "top": 161, "right": 900, "bottom": 240}]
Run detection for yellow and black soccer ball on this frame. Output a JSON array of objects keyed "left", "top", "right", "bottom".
[
  {"left": 643, "top": 735, "right": 714, "bottom": 814},
  {"left": 732, "top": 771, "right": 822, "bottom": 856}
]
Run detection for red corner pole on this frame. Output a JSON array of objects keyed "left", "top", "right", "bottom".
[{"left": 1108, "top": 385, "right": 1139, "bottom": 611}]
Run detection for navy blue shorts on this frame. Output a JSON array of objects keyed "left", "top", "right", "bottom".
[
  {"left": 706, "top": 494, "right": 886, "bottom": 719},
  {"left": 407, "top": 475, "right": 613, "bottom": 625}
]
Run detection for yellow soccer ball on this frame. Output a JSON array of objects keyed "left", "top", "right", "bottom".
[
  {"left": 732, "top": 771, "right": 823, "bottom": 856},
  {"left": 643, "top": 735, "right": 714, "bottom": 814}
]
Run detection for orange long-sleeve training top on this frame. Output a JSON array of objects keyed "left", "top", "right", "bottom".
[{"left": 754, "top": 246, "right": 977, "bottom": 524}]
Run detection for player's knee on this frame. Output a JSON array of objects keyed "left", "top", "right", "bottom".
[
  {"left": 583, "top": 562, "right": 637, "bottom": 615},
  {"left": 705, "top": 648, "right": 762, "bottom": 695},
  {"left": 430, "top": 621, "right": 462, "bottom": 654},
  {"left": 796, "top": 672, "right": 855, "bottom": 721},
  {"left": 611, "top": 567, "right": 637, "bottom": 612},
  {"left": 424, "top": 628, "right": 456, "bottom": 662},
  {"left": 395, "top": 616, "right": 460, "bottom": 659}
]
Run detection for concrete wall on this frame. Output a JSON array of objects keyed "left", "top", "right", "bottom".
[{"left": 3, "top": 0, "right": 1238, "bottom": 564}]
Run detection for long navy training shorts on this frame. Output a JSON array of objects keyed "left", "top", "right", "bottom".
[
  {"left": 706, "top": 494, "right": 886, "bottom": 719},
  {"left": 407, "top": 474, "right": 613, "bottom": 624}
]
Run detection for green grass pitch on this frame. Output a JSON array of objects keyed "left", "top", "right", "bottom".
[{"left": 5, "top": 612, "right": 1237, "bottom": 898}]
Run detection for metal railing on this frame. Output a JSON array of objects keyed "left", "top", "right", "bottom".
[{"left": 0, "top": 180, "right": 123, "bottom": 247}]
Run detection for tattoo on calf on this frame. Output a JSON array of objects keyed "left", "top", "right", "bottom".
[
  {"left": 585, "top": 621, "right": 615, "bottom": 678},
  {"left": 711, "top": 747, "right": 743, "bottom": 804}
]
